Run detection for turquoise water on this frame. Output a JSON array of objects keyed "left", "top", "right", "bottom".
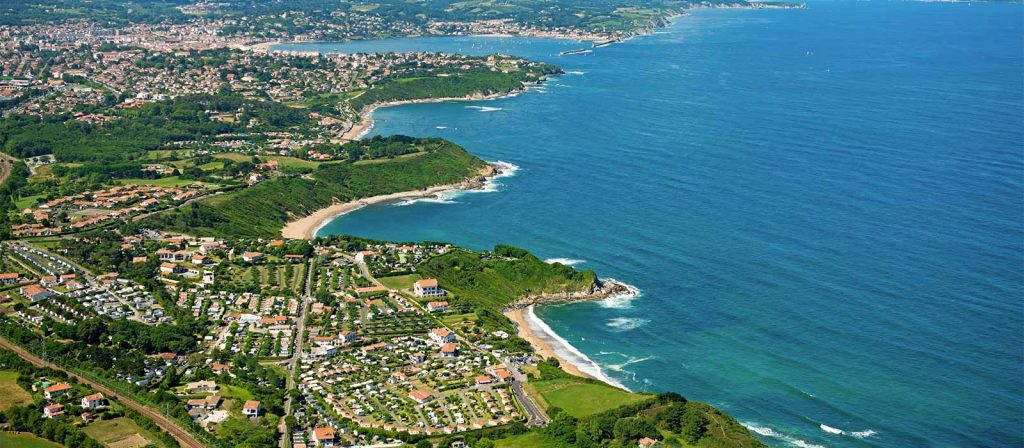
[{"left": 299, "top": 2, "right": 1024, "bottom": 446}]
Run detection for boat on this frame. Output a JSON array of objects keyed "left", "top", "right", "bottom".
[{"left": 559, "top": 49, "right": 593, "bottom": 56}]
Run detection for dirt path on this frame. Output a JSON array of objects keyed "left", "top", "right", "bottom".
[
  {"left": 0, "top": 336, "right": 205, "bottom": 448},
  {"left": 0, "top": 154, "right": 12, "bottom": 186}
]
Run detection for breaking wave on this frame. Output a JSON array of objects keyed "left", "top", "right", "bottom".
[
  {"left": 597, "top": 279, "right": 641, "bottom": 309},
  {"left": 523, "top": 305, "right": 630, "bottom": 391},
  {"left": 544, "top": 258, "right": 585, "bottom": 266},
  {"left": 741, "top": 423, "right": 826, "bottom": 448},
  {"left": 605, "top": 317, "right": 650, "bottom": 331},
  {"left": 466, "top": 105, "right": 503, "bottom": 112}
]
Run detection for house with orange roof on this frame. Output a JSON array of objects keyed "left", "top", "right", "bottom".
[
  {"left": 312, "top": 426, "right": 335, "bottom": 446},
  {"left": 43, "top": 403, "right": 65, "bottom": 418},
  {"left": 0, "top": 272, "right": 20, "bottom": 285},
  {"left": 409, "top": 389, "right": 434, "bottom": 404},
  {"left": 429, "top": 327, "right": 455, "bottom": 344},
  {"left": 81, "top": 393, "right": 107, "bottom": 409},
  {"left": 426, "top": 300, "right": 449, "bottom": 312},
  {"left": 43, "top": 383, "right": 72, "bottom": 400},
  {"left": 414, "top": 278, "right": 445, "bottom": 297},
  {"left": 242, "top": 400, "right": 260, "bottom": 417}
]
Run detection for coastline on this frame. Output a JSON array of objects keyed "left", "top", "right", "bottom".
[
  {"left": 506, "top": 305, "right": 632, "bottom": 391},
  {"left": 340, "top": 88, "right": 531, "bottom": 141},
  {"left": 280, "top": 164, "right": 499, "bottom": 239}
]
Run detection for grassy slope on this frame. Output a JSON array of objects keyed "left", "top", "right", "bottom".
[
  {"left": 0, "top": 432, "right": 63, "bottom": 448},
  {"left": 82, "top": 417, "right": 161, "bottom": 448},
  {"left": 530, "top": 377, "right": 650, "bottom": 418},
  {"left": 142, "top": 141, "right": 486, "bottom": 238},
  {"left": 0, "top": 370, "right": 33, "bottom": 410},
  {"left": 417, "top": 246, "right": 598, "bottom": 312}
]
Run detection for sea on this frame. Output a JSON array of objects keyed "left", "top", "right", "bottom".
[{"left": 279, "top": 1, "right": 1024, "bottom": 446}]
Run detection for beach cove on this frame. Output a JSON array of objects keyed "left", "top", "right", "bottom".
[{"left": 301, "top": 3, "right": 1024, "bottom": 447}]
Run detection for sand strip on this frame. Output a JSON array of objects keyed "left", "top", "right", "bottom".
[
  {"left": 504, "top": 308, "right": 595, "bottom": 380},
  {"left": 281, "top": 165, "right": 496, "bottom": 239}
]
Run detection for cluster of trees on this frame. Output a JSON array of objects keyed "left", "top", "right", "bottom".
[
  {"left": 417, "top": 245, "right": 597, "bottom": 328},
  {"left": 143, "top": 138, "right": 487, "bottom": 238},
  {"left": 538, "top": 392, "right": 760, "bottom": 448},
  {"left": 0, "top": 0, "right": 189, "bottom": 26},
  {"left": 0, "top": 159, "right": 29, "bottom": 240},
  {"left": 0, "top": 94, "right": 306, "bottom": 162},
  {"left": 347, "top": 65, "right": 560, "bottom": 111}
]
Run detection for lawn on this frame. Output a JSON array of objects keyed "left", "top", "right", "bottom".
[
  {"left": 219, "top": 384, "right": 255, "bottom": 401},
  {"left": 378, "top": 273, "right": 421, "bottom": 290},
  {"left": 83, "top": 417, "right": 161, "bottom": 448},
  {"left": 495, "top": 431, "right": 550, "bottom": 448},
  {"left": 213, "top": 153, "right": 320, "bottom": 169},
  {"left": 0, "top": 370, "right": 33, "bottom": 410},
  {"left": 117, "top": 176, "right": 216, "bottom": 188},
  {"left": 0, "top": 432, "right": 63, "bottom": 448},
  {"left": 14, "top": 193, "right": 46, "bottom": 210},
  {"left": 530, "top": 378, "right": 650, "bottom": 418}
]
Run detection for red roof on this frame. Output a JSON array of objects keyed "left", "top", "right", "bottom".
[
  {"left": 416, "top": 278, "right": 439, "bottom": 287},
  {"left": 243, "top": 400, "right": 260, "bottom": 410},
  {"left": 44, "top": 383, "right": 72, "bottom": 393}
]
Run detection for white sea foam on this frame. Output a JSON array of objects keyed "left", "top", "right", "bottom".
[
  {"left": 390, "top": 160, "right": 519, "bottom": 207},
  {"left": 523, "top": 305, "right": 630, "bottom": 391},
  {"left": 544, "top": 258, "right": 585, "bottom": 266},
  {"left": 820, "top": 424, "right": 843, "bottom": 435},
  {"left": 606, "top": 355, "right": 654, "bottom": 372},
  {"left": 851, "top": 429, "right": 877, "bottom": 439},
  {"left": 741, "top": 422, "right": 826, "bottom": 448},
  {"left": 465, "top": 105, "right": 503, "bottom": 112},
  {"left": 597, "top": 279, "right": 641, "bottom": 309},
  {"left": 564, "top": 70, "right": 587, "bottom": 75},
  {"left": 605, "top": 317, "right": 650, "bottom": 331}
]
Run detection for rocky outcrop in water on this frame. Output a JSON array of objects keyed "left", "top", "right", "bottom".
[{"left": 508, "top": 278, "right": 635, "bottom": 309}]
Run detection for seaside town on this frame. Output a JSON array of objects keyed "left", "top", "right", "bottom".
[
  {"left": 0, "top": 229, "right": 554, "bottom": 447},
  {"left": 0, "top": 1, "right": 781, "bottom": 447}
]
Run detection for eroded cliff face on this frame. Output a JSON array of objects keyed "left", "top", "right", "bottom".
[{"left": 508, "top": 278, "right": 635, "bottom": 309}]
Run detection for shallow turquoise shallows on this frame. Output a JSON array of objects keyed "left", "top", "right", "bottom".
[{"left": 286, "top": 2, "right": 1024, "bottom": 446}]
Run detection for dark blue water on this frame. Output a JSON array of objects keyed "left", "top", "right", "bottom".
[{"left": 296, "top": 2, "right": 1024, "bottom": 446}]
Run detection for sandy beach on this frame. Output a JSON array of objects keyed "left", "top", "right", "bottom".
[
  {"left": 340, "top": 89, "right": 531, "bottom": 141},
  {"left": 280, "top": 165, "right": 498, "bottom": 239},
  {"left": 504, "top": 308, "right": 595, "bottom": 380}
]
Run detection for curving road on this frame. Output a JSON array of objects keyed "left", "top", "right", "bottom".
[{"left": 0, "top": 336, "right": 205, "bottom": 448}]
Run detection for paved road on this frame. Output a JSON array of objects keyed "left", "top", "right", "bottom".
[
  {"left": 279, "top": 258, "right": 315, "bottom": 448},
  {"left": 504, "top": 360, "right": 548, "bottom": 427},
  {"left": 0, "top": 336, "right": 205, "bottom": 448}
]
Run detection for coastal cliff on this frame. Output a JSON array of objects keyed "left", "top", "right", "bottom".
[{"left": 510, "top": 277, "right": 635, "bottom": 308}]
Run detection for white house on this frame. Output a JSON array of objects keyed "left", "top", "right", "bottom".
[
  {"left": 43, "top": 403, "right": 64, "bottom": 418},
  {"left": 81, "top": 393, "right": 107, "bottom": 409},
  {"left": 313, "top": 426, "right": 336, "bottom": 447},
  {"left": 354, "top": 250, "right": 375, "bottom": 263},
  {"left": 426, "top": 301, "right": 449, "bottom": 312},
  {"left": 242, "top": 400, "right": 260, "bottom": 417},
  {"left": 429, "top": 328, "right": 455, "bottom": 345},
  {"left": 414, "top": 278, "right": 445, "bottom": 297},
  {"left": 43, "top": 383, "right": 72, "bottom": 400}
]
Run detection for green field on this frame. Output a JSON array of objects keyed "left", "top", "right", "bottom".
[
  {"left": 83, "top": 417, "right": 161, "bottom": 448},
  {"left": 0, "top": 370, "right": 33, "bottom": 410},
  {"left": 529, "top": 378, "right": 651, "bottom": 418},
  {"left": 377, "top": 273, "right": 420, "bottom": 290},
  {"left": 219, "top": 383, "right": 256, "bottom": 401},
  {"left": 213, "top": 152, "right": 321, "bottom": 169},
  {"left": 117, "top": 176, "right": 215, "bottom": 188},
  {"left": 495, "top": 431, "right": 550, "bottom": 448},
  {"left": 0, "top": 432, "right": 63, "bottom": 448}
]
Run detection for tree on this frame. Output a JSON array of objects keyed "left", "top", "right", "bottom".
[{"left": 415, "top": 440, "right": 432, "bottom": 448}]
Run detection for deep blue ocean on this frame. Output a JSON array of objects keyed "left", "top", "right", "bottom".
[{"left": 281, "top": 2, "right": 1024, "bottom": 446}]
